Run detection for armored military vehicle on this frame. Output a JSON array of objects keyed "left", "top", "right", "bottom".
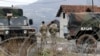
[
  {"left": 0, "top": 7, "right": 36, "bottom": 42},
  {"left": 67, "top": 12, "right": 100, "bottom": 51}
]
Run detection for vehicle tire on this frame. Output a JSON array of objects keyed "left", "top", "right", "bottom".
[{"left": 76, "top": 34, "right": 97, "bottom": 53}]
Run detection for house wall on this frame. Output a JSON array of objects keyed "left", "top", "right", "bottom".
[{"left": 59, "top": 12, "right": 69, "bottom": 38}]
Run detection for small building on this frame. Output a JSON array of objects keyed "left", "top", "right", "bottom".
[{"left": 56, "top": 5, "right": 100, "bottom": 38}]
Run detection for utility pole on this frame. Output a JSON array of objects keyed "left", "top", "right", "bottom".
[{"left": 92, "top": 0, "right": 94, "bottom": 12}]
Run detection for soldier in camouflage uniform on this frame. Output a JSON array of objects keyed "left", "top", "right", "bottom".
[
  {"left": 40, "top": 21, "right": 48, "bottom": 36},
  {"left": 49, "top": 21, "right": 58, "bottom": 56},
  {"left": 49, "top": 21, "right": 58, "bottom": 35},
  {"left": 39, "top": 21, "right": 48, "bottom": 50}
]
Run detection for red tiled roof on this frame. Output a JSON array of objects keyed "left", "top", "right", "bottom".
[{"left": 56, "top": 5, "right": 100, "bottom": 17}]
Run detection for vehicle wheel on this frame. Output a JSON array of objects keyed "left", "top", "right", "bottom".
[{"left": 76, "top": 34, "right": 97, "bottom": 53}]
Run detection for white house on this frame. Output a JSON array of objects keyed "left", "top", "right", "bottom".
[
  {"left": 56, "top": 5, "right": 70, "bottom": 38},
  {"left": 59, "top": 13, "right": 69, "bottom": 38}
]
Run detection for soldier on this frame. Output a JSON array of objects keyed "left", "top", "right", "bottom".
[
  {"left": 40, "top": 21, "right": 47, "bottom": 36},
  {"left": 49, "top": 21, "right": 58, "bottom": 35},
  {"left": 39, "top": 21, "right": 48, "bottom": 50},
  {"left": 49, "top": 21, "right": 58, "bottom": 56}
]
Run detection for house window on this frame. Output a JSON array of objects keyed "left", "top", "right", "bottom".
[{"left": 63, "top": 13, "right": 65, "bottom": 19}]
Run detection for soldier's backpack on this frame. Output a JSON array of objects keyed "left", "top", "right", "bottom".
[{"left": 49, "top": 24, "right": 58, "bottom": 34}]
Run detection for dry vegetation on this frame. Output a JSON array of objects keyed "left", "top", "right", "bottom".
[
  {"left": 0, "top": 38, "right": 36, "bottom": 56},
  {"left": 0, "top": 37, "right": 100, "bottom": 56}
]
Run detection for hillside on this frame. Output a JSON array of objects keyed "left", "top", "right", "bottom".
[{"left": 19, "top": 0, "right": 91, "bottom": 31}]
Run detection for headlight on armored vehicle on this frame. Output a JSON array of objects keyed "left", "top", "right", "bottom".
[
  {"left": 24, "top": 30, "right": 27, "bottom": 34},
  {"left": 5, "top": 30, "right": 9, "bottom": 34},
  {"left": 81, "top": 27, "right": 92, "bottom": 30}
]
